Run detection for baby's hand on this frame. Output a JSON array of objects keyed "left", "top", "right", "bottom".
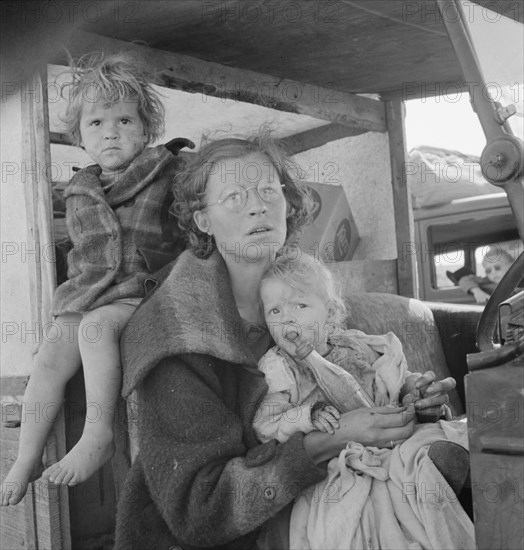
[
  {"left": 311, "top": 403, "right": 340, "bottom": 434},
  {"left": 400, "top": 374, "right": 421, "bottom": 404},
  {"left": 401, "top": 389, "right": 421, "bottom": 407}
]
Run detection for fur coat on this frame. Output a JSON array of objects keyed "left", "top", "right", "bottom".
[
  {"left": 115, "top": 250, "right": 327, "bottom": 550},
  {"left": 52, "top": 145, "right": 185, "bottom": 315}
]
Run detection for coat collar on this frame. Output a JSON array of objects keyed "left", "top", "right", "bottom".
[
  {"left": 65, "top": 145, "right": 174, "bottom": 206},
  {"left": 122, "top": 250, "right": 264, "bottom": 397}
]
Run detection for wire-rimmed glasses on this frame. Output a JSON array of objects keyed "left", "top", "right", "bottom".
[{"left": 205, "top": 181, "right": 285, "bottom": 212}]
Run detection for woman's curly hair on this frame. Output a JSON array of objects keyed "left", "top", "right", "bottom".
[
  {"left": 172, "top": 128, "right": 313, "bottom": 258},
  {"left": 60, "top": 51, "right": 165, "bottom": 146}
]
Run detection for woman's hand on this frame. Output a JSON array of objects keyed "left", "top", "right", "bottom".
[
  {"left": 304, "top": 405, "right": 415, "bottom": 464},
  {"left": 404, "top": 371, "right": 456, "bottom": 420},
  {"left": 412, "top": 371, "right": 455, "bottom": 406}
]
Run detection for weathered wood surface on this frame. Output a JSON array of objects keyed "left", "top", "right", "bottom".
[
  {"left": 54, "top": 31, "right": 386, "bottom": 133},
  {"left": 70, "top": 0, "right": 522, "bottom": 95},
  {"left": 1, "top": 67, "right": 71, "bottom": 550},
  {"left": 385, "top": 99, "right": 417, "bottom": 298}
]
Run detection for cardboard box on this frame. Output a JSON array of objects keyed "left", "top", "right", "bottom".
[{"left": 298, "top": 182, "right": 359, "bottom": 262}]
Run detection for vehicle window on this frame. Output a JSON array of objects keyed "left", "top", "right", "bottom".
[
  {"left": 434, "top": 247, "right": 465, "bottom": 289},
  {"left": 425, "top": 211, "right": 519, "bottom": 292}
]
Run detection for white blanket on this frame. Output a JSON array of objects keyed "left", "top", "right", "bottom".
[{"left": 290, "top": 421, "right": 474, "bottom": 550}]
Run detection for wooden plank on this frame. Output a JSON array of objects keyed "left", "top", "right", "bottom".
[
  {"left": 21, "top": 67, "right": 57, "bottom": 347},
  {"left": 21, "top": 67, "right": 71, "bottom": 550},
  {"left": 0, "top": 436, "right": 30, "bottom": 549},
  {"left": 54, "top": 30, "right": 386, "bottom": 133},
  {"left": 384, "top": 99, "right": 417, "bottom": 298},
  {"left": 24, "top": 485, "right": 38, "bottom": 550},
  {"left": 279, "top": 123, "right": 367, "bottom": 154},
  {"left": 49, "top": 132, "right": 74, "bottom": 146},
  {"left": 51, "top": 123, "right": 365, "bottom": 156},
  {"left": 61, "top": 1, "right": 462, "bottom": 96}
]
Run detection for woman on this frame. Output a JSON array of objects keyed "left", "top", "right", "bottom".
[{"left": 115, "top": 134, "right": 455, "bottom": 550}]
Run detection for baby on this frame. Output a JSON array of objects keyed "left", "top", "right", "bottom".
[
  {"left": 253, "top": 249, "right": 441, "bottom": 443},
  {"left": 2, "top": 52, "right": 190, "bottom": 505},
  {"left": 253, "top": 249, "right": 473, "bottom": 549}
]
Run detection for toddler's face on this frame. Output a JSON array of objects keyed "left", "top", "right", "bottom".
[
  {"left": 483, "top": 258, "right": 511, "bottom": 284},
  {"left": 261, "top": 276, "right": 333, "bottom": 356},
  {"left": 79, "top": 99, "right": 147, "bottom": 172}
]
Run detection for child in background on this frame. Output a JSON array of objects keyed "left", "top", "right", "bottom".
[
  {"left": 2, "top": 52, "right": 191, "bottom": 505},
  {"left": 455, "top": 246, "right": 515, "bottom": 304},
  {"left": 254, "top": 250, "right": 473, "bottom": 549}
]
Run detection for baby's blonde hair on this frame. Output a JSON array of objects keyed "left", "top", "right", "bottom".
[
  {"left": 61, "top": 52, "right": 165, "bottom": 146},
  {"left": 261, "top": 247, "right": 347, "bottom": 326}
]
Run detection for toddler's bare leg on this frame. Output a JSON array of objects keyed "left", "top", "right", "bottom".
[
  {"left": 1, "top": 314, "right": 82, "bottom": 505},
  {"left": 42, "top": 303, "right": 136, "bottom": 486}
]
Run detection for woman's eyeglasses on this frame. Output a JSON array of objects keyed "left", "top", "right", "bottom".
[{"left": 206, "top": 181, "right": 285, "bottom": 212}]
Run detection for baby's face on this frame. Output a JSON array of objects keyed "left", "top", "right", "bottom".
[
  {"left": 260, "top": 276, "right": 333, "bottom": 356},
  {"left": 79, "top": 99, "right": 147, "bottom": 173},
  {"left": 483, "top": 258, "right": 511, "bottom": 284}
]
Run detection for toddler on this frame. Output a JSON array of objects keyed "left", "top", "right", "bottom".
[{"left": 2, "top": 52, "right": 191, "bottom": 505}]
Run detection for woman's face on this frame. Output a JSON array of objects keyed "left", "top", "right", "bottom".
[{"left": 193, "top": 152, "right": 288, "bottom": 263}]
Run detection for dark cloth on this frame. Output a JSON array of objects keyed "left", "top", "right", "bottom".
[
  {"left": 52, "top": 145, "right": 185, "bottom": 315},
  {"left": 115, "top": 251, "right": 327, "bottom": 550}
]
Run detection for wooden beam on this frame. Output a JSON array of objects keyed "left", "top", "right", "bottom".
[
  {"left": 21, "top": 67, "right": 71, "bottom": 550},
  {"left": 55, "top": 31, "right": 386, "bottom": 133},
  {"left": 278, "top": 124, "right": 366, "bottom": 155},
  {"left": 385, "top": 99, "right": 417, "bottom": 298},
  {"left": 49, "top": 132, "right": 74, "bottom": 146},
  {"left": 52, "top": 123, "right": 365, "bottom": 155},
  {"left": 22, "top": 70, "right": 56, "bottom": 333}
]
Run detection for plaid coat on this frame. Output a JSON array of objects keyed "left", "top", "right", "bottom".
[{"left": 52, "top": 145, "right": 186, "bottom": 316}]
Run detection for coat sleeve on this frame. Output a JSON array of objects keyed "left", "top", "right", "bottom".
[
  {"left": 135, "top": 356, "right": 327, "bottom": 548},
  {"left": 458, "top": 274, "right": 482, "bottom": 294}
]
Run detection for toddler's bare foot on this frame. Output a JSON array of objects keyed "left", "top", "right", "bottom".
[
  {"left": 42, "top": 431, "right": 115, "bottom": 486},
  {"left": 1, "top": 460, "right": 44, "bottom": 506}
]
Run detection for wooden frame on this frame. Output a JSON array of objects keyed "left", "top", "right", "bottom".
[
  {"left": 1, "top": 68, "right": 71, "bottom": 549},
  {"left": 56, "top": 31, "right": 387, "bottom": 133},
  {"left": 53, "top": 32, "right": 414, "bottom": 298}
]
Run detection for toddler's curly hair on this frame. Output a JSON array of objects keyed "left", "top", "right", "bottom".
[{"left": 61, "top": 52, "right": 165, "bottom": 145}]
